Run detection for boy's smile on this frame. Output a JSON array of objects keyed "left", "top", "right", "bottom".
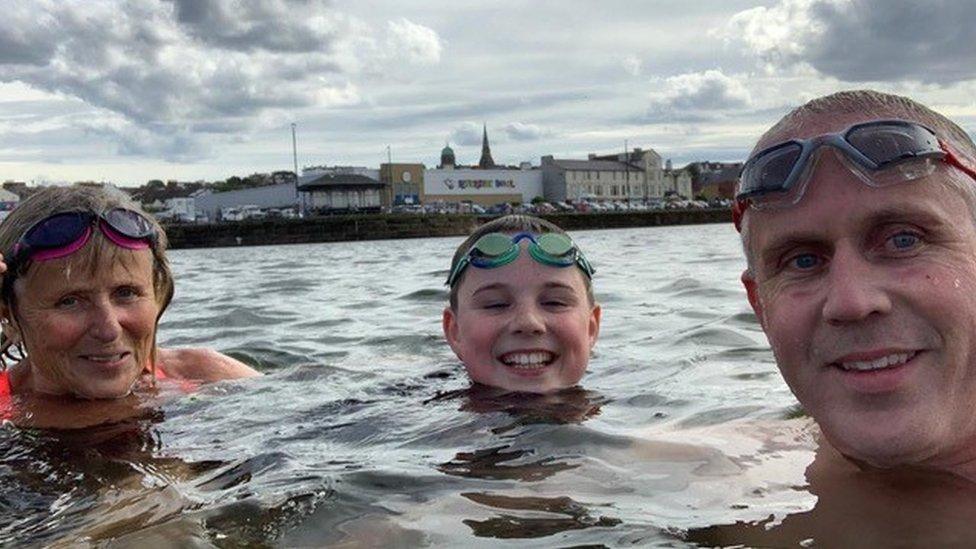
[{"left": 444, "top": 240, "right": 600, "bottom": 393}]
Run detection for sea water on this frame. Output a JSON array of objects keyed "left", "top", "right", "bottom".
[{"left": 0, "top": 223, "right": 829, "bottom": 546}]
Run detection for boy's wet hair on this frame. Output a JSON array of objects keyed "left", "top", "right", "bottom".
[{"left": 448, "top": 214, "right": 594, "bottom": 309}]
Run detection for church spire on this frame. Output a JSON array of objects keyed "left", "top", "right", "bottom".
[{"left": 478, "top": 123, "right": 495, "bottom": 169}]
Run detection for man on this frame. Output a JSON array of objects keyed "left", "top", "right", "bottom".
[{"left": 734, "top": 90, "right": 976, "bottom": 478}]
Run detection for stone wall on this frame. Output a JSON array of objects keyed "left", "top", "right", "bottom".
[{"left": 164, "top": 209, "right": 731, "bottom": 249}]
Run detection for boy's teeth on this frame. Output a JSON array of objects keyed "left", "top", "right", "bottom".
[
  {"left": 501, "top": 351, "right": 555, "bottom": 368},
  {"left": 839, "top": 352, "right": 914, "bottom": 372}
]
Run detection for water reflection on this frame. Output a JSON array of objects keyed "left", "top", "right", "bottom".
[{"left": 685, "top": 442, "right": 976, "bottom": 547}]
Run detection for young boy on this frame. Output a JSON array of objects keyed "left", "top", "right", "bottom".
[{"left": 442, "top": 215, "right": 601, "bottom": 393}]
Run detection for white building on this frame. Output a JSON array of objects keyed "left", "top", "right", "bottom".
[
  {"left": 156, "top": 197, "right": 196, "bottom": 223},
  {"left": 542, "top": 147, "right": 691, "bottom": 202},
  {"left": 424, "top": 165, "right": 543, "bottom": 206}
]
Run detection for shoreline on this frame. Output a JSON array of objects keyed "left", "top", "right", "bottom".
[{"left": 163, "top": 208, "right": 731, "bottom": 250}]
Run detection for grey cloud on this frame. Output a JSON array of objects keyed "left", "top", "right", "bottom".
[
  {"left": 724, "top": 0, "right": 976, "bottom": 84},
  {"left": 167, "top": 0, "right": 339, "bottom": 53},
  {"left": 502, "top": 122, "right": 553, "bottom": 141},
  {"left": 81, "top": 120, "right": 212, "bottom": 163},
  {"left": 449, "top": 122, "right": 482, "bottom": 146},
  {"left": 0, "top": 1, "right": 441, "bottom": 161}
]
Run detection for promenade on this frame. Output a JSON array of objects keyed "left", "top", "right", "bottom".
[{"left": 164, "top": 208, "right": 731, "bottom": 249}]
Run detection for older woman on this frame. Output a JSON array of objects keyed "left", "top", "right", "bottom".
[{"left": 0, "top": 185, "right": 258, "bottom": 426}]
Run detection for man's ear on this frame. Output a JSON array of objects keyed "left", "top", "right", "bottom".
[
  {"left": 588, "top": 303, "right": 601, "bottom": 350},
  {"left": 741, "top": 270, "right": 765, "bottom": 328},
  {"left": 442, "top": 306, "right": 463, "bottom": 360}
]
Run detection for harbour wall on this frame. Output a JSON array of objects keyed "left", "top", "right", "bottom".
[{"left": 164, "top": 209, "right": 732, "bottom": 249}]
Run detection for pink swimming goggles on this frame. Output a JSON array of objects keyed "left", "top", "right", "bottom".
[{"left": 9, "top": 208, "right": 157, "bottom": 266}]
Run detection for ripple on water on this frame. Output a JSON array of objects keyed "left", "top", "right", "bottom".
[
  {"left": 671, "top": 326, "right": 758, "bottom": 348},
  {"left": 399, "top": 288, "right": 449, "bottom": 302}
]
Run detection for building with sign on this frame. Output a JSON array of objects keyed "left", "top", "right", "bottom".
[
  {"left": 542, "top": 147, "right": 692, "bottom": 203},
  {"left": 424, "top": 165, "right": 543, "bottom": 206}
]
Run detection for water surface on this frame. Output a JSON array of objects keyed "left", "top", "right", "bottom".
[{"left": 0, "top": 224, "right": 870, "bottom": 546}]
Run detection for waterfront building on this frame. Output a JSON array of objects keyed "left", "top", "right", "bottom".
[
  {"left": 380, "top": 163, "right": 425, "bottom": 206},
  {"left": 194, "top": 182, "right": 299, "bottom": 222},
  {"left": 298, "top": 172, "right": 385, "bottom": 214},
  {"left": 424, "top": 127, "right": 541, "bottom": 206},
  {"left": 157, "top": 196, "right": 196, "bottom": 223},
  {"left": 663, "top": 159, "right": 693, "bottom": 199},
  {"left": 541, "top": 147, "right": 659, "bottom": 202},
  {"left": 424, "top": 164, "right": 542, "bottom": 206},
  {"left": 688, "top": 161, "right": 742, "bottom": 199}
]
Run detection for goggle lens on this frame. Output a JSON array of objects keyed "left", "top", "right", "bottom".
[
  {"left": 23, "top": 212, "right": 92, "bottom": 250},
  {"left": 535, "top": 233, "right": 574, "bottom": 257},
  {"left": 846, "top": 122, "right": 941, "bottom": 167},
  {"left": 740, "top": 143, "right": 803, "bottom": 197},
  {"left": 103, "top": 208, "right": 155, "bottom": 240},
  {"left": 471, "top": 233, "right": 516, "bottom": 257}
]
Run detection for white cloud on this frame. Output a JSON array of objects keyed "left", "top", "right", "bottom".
[
  {"left": 720, "top": 0, "right": 976, "bottom": 84},
  {"left": 386, "top": 18, "right": 442, "bottom": 66},
  {"left": 646, "top": 69, "right": 752, "bottom": 121}
]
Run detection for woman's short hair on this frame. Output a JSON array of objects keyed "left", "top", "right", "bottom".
[{"left": 0, "top": 185, "right": 174, "bottom": 366}]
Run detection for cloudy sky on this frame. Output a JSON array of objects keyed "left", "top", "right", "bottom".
[{"left": 1, "top": 0, "right": 975, "bottom": 186}]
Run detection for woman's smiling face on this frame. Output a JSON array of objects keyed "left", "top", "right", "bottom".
[
  {"left": 11, "top": 248, "right": 159, "bottom": 399},
  {"left": 444, "top": 241, "right": 600, "bottom": 394}
]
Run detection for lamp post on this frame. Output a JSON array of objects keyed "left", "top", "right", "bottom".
[{"left": 292, "top": 122, "right": 302, "bottom": 216}]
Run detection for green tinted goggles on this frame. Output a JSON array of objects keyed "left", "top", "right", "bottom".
[{"left": 446, "top": 232, "right": 595, "bottom": 287}]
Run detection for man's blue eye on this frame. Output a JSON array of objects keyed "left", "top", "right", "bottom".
[
  {"left": 791, "top": 254, "right": 819, "bottom": 270},
  {"left": 891, "top": 232, "right": 919, "bottom": 249}
]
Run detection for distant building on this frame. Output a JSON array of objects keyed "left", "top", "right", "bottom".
[
  {"left": 688, "top": 161, "right": 742, "bottom": 199},
  {"left": 663, "top": 158, "right": 693, "bottom": 199},
  {"left": 424, "top": 164, "right": 542, "bottom": 206},
  {"left": 0, "top": 188, "right": 20, "bottom": 222},
  {"left": 156, "top": 197, "right": 196, "bottom": 223},
  {"left": 298, "top": 172, "right": 385, "bottom": 213},
  {"left": 2, "top": 181, "right": 31, "bottom": 199},
  {"left": 194, "top": 182, "right": 299, "bottom": 222},
  {"left": 380, "top": 163, "right": 425, "bottom": 206},
  {"left": 478, "top": 124, "right": 496, "bottom": 169},
  {"left": 542, "top": 147, "right": 668, "bottom": 203},
  {"left": 439, "top": 143, "right": 456, "bottom": 169}
]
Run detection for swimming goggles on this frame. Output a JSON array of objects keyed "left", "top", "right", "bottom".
[
  {"left": 8, "top": 208, "right": 158, "bottom": 268},
  {"left": 732, "top": 119, "right": 976, "bottom": 229},
  {"left": 446, "top": 232, "right": 595, "bottom": 287}
]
